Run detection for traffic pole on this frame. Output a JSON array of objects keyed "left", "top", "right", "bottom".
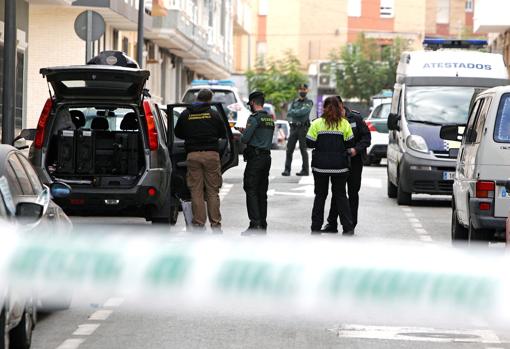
[
  {"left": 2, "top": 0, "right": 16, "bottom": 145},
  {"left": 137, "top": 0, "right": 144, "bottom": 68}
]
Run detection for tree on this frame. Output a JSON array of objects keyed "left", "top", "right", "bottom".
[
  {"left": 246, "top": 51, "right": 308, "bottom": 113},
  {"left": 331, "top": 35, "right": 407, "bottom": 105}
]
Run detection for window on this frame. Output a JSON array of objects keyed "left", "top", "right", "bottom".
[
  {"left": 258, "top": 0, "right": 268, "bottom": 16},
  {"left": 380, "top": 0, "right": 394, "bottom": 18},
  {"left": 494, "top": 94, "right": 510, "bottom": 143},
  {"left": 348, "top": 0, "right": 361, "bottom": 17},
  {"left": 474, "top": 98, "right": 491, "bottom": 143},
  {"left": 371, "top": 103, "right": 391, "bottom": 120},
  {"left": 18, "top": 154, "right": 43, "bottom": 195},
  {"left": 465, "top": 99, "right": 483, "bottom": 144},
  {"left": 0, "top": 47, "right": 25, "bottom": 137},
  {"left": 465, "top": 0, "right": 473, "bottom": 12},
  {"left": 436, "top": 0, "right": 450, "bottom": 24}
]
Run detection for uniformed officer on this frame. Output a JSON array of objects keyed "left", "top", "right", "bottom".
[
  {"left": 322, "top": 96, "right": 371, "bottom": 234},
  {"left": 240, "top": 91, "right": 275, "bottom": 234},
  {"left": 282, "top": 84, "right": 313, "bottom": 177}
]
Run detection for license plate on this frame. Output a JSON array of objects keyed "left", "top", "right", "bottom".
[{"left": 442, "top": 172, "right": 455, "bottom": 181}]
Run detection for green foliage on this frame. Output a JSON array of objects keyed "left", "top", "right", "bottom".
[
  {"left": 246, "top": 51, "right": 308, "bottom": 113},
  {"left": 331, "top": 35, "right": 407, "bottom": 104}
]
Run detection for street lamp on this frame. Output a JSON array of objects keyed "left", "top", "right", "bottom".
[
  {"left": 2, "top": 0, "right": 16, "bottom": 144},
  {"left": 137, "top": 0, "right": 144, "bottom": 68}
]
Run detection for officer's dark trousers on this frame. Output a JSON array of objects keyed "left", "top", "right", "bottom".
[
  {"left": 327, "top": 156, "right": 363, "bottom": 228},
  {"left": 311, "top": 172, "right": 353, "bottom": 232},
  {"left": 285, "top": 125, "right": 309, "bottom": 173},
  {"left": 244, "top": 153, "right": 271, "bottom": 228}
]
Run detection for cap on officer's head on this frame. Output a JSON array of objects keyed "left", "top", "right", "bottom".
[
  {"left": 298, "top": 83, "right": 308, "bottom": 90},
  {"left": 248, "top": 91, "right": 265, "bottom": 106}
]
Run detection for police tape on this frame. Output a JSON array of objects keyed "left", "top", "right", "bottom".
[{"left": 1, "top": 225, "right": 509, "bottom": 326}]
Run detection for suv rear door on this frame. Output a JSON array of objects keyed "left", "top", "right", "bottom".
[
  {"left": 40, "top": 66, "right": 150, "bottom": 103},
  {"left": 166, "top": 103, "right": 238, "bottom": 173}
]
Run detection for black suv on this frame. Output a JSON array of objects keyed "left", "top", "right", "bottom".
[{"left": 20, "top": 51, "right": 238, "bottom": 224}]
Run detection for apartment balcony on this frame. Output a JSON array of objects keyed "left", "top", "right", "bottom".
[
  {"left": 72, "top": 0, "right": 153, "bottom": 31},
  {"left": 474, "top": 0, "right": 510, "bottom": 33},
  {"left": 184, "top": 48, "right": 232, "bottom": 79}
]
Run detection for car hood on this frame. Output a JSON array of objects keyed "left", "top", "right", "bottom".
[{"left": 40, "top": 65, "right": 150, "bottom": 103}]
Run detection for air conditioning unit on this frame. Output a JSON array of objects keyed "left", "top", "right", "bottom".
[
  {"left": 318, "top": 61, "right": 336, "bottom": 88},
  {"left": 319, "top": 62, "right": 331, "bottom": 74}
]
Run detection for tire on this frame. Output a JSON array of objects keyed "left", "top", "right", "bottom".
[
  {"left": 397, "top": 180, "right": 412, "bottom": 205},
  {"left": 0, "top": 308, "right": 7, "bottom": 349},
  {"left": 451, "top": 203, "right": 468, "bottom": 244},
  {"left": 387, "top": 177, "right": 397, "bottom": 198},
  {"left": 9, "top": 310, "right": 32, "bottom": 349},
  {"left": 371, "top": 158, "right": 381, "bottom": 166}
]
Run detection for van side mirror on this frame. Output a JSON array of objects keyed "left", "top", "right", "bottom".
[
  {"left": 439, "top": 125, "right": 463, "bottom": 142},
  {"left": 387, "top": 113, "right": 400, "bottom": 131},
  {"left": 466, "top": 129, "right": 477, "bottom": 143}
]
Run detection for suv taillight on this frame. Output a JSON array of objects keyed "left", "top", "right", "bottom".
[
  {"left": 476, "top": 181, "right": 495, "bottom": 198},
  {"left": 143, "top": 100, "right": 159, "bottom": 151},
  {"left": 35, "top": 98, "right": 53, "bottom": 149}
]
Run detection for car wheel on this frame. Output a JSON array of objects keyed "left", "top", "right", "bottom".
[
  {"left": 9, "top": 310, "right": 32, "bottom": 349},
  {"left": 387, "top": 177, "right": 397, "bottom": 198},
  {"left": 397, "top": 180, "right": 412, "bottom": 205},
  {"left": 0, "top": 308, "right": 8, "bottom": 349},
  {"left": 451, "top": 203, "right": 468, "bottom": 244}
]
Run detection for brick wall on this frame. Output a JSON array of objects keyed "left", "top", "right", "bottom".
[{"left": 26, "top": 5, "right": 86, "bottom": 127}]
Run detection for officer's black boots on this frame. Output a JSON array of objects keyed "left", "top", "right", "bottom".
[
  {"left": 296, "top": 170, "right": 309, "bottom": 176},
  {"left": 321, "top": 224, "right": 338, "bottom": 233},
  {"left": 281, "top": 170, "right": 290, "bottom": 176}
]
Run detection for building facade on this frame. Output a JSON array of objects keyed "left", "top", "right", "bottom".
[
  {"left": 244, "top": 0, "right": 480, "bottom": 69},
  {"left": 25, "top": 0, "right": 236, "bottom": 127}
]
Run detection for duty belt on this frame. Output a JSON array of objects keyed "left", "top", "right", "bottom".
[
  {"left": 246, "top": 146, "right": 270, "bottom": 156},
  {"left": 290, "top": 121, "right": 309, "bottom": 127}
]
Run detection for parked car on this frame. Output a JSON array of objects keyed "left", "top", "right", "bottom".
[
  {"left": 441, "top": 85, "right": 510, "bottom": 244},
  {"left": 20, "top": 51, "right": 238, "bottom": 225},
  {"left": 182, "top": 80, "right": 250, "bottom": 154},
  {"left": 0, "top": 143, "right": 72, "bottom": 349},
  {"left": 272, "top": 120, "right": 289, "bottom": 149},
  {"left": 364, "top": 102, "right": 390, "bottom": 165}
]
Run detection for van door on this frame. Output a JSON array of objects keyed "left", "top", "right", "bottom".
[
  {"left": 387, "top": 88, "right": 402, "bottom": 184},
  {"left": 491, "top": 94, "right": 510, "bottom": 217},
  {"left": 166, "top": 103, "right": 239, "bottom": 173}
]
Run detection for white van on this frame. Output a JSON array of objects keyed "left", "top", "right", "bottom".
[
  {"left": 441, "top": 86, "right": 510, "bottom": 243},
  {"left": 387, "top": 48, "right": 509, "bottom": 205}
]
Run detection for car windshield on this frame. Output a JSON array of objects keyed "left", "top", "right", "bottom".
[
  {"left": 405, "top": 86, "right": 476, "bottom": 124},
  {"left": 371, "top": 103, "right": 391, "bottom": 120}
]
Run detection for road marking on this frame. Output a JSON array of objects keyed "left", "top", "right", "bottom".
[
  {"left": 329, "top": 324, "right": 502, "bottom": 344},
  {"left": 401, "top": 207, "right": 412, "bottom": 212},
  {"left": 56, "top": 339, "right": 86, "bottom": 349},
  {"left": 415, "top": 228, "right": 428, "bottom": 235},
  {"left": 363, "top": 178, "right": 382, "bottom": 189},
  {"left": 408, "top": 218, "right": 420, "bottom": 223},
  {"left": 268, "top": 184, "right": 314, "bottom": 198},
  {"left": 419, "top": 235, "right": 433, "bottom": 242},
  {"left": 103, "top": 297, "right": 124, "bottom": 307},
  {"left": 405, "top": 212, "right": 415, "bottom": 218},
  {"left": 298, "top": 176, "right": 314, "bottom": 185},
  {"left": 412, "top": 223, "right": 423, "bottom": 229},
  {"left": 72, "top": 324, "right": 100, "bottom": 336},
  {"left": 89, "top": 309, "right": 113, "bottom": 321}
]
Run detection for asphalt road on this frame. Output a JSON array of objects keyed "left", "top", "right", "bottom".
[{"left": 31, "top": 149, "right": 510, "bottom": 349}]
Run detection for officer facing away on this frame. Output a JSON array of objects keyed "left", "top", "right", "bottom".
[
  {"left": 240, "top": 91, "right": 275, "bottom": 234},
  {"left": 322, "top": 96, "right": 371, "bottom": 234},
  {"left": 174, "top": 89, "right": 227, "bottom": 231},
  {"left": 282, "top": 84, "right": 313, "bottom": 177}
]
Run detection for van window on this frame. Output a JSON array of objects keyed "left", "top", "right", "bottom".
[
  {"left": 371, "top": 103, "right": 391, "bottom": 120},
  {"left": 494, "top": 93, "right": 510, "bottom": 143},
  {"left": 406, "top": 86, "right": 475, "bottom": 124},
  {"left": 474, "top": 97, "right": 491, "bottom": 143},
  {"left": 465, "top": 99, "right": 483, "bottom": 144}
]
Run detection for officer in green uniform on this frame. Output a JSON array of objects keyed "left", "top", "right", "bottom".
[
  {"left": 282, "top": 84, "right": 313, "bottom": 177},
  {"left": 240, "top": 91, "right": 275, "bottom": 234}
]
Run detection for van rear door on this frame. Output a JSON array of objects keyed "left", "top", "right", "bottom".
[{"left": 40, "top": 66, "right": 150, "bottom": 103}]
